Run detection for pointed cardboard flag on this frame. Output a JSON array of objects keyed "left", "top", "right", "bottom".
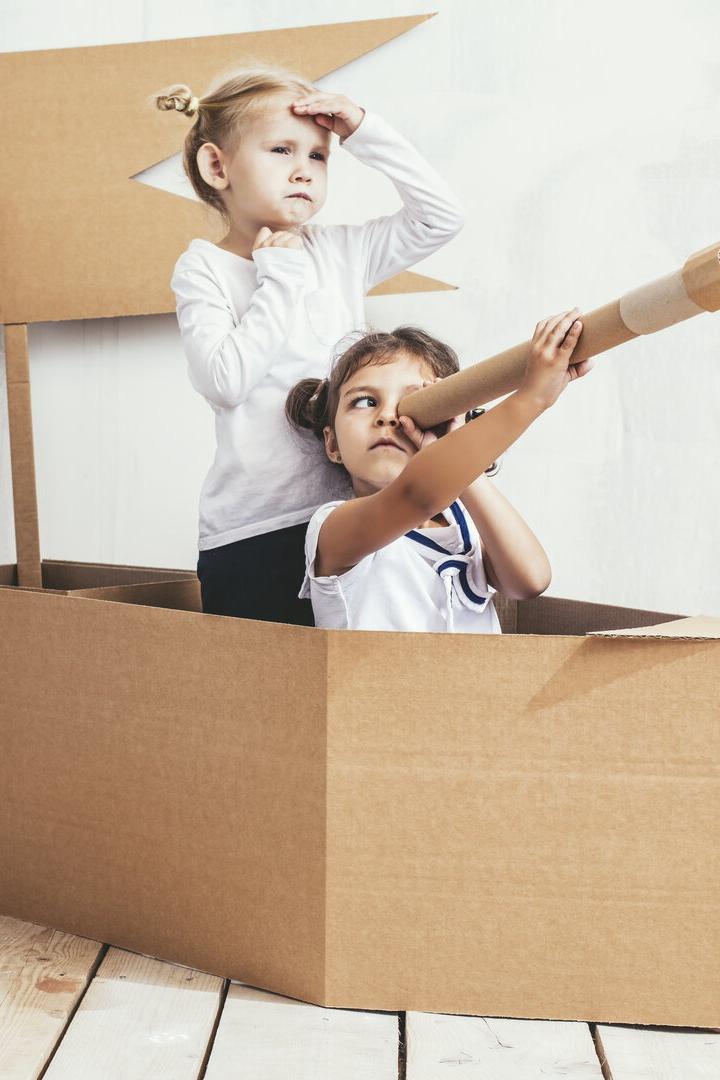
[{"left": 0, "top": 16, "right": 455, "bottom": 325}]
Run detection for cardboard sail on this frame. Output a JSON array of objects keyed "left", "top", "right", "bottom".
[{"left": 0, "top": 15, "right": 454, "bottom": 325}]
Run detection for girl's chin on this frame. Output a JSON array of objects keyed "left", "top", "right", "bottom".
[{"left": 353, "top": 467, "right": 406, "bottom": 494}]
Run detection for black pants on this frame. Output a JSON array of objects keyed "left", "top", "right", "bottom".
[{"left": 197, "top": 521, "right": 314, "bottom": 626}]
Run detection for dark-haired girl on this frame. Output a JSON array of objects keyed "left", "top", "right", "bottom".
[{"left": 286, "top": 317, "right": 591, "bottom": 632}]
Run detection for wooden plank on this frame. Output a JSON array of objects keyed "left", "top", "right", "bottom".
[
  {"left": 3, "top": 324, "right": 41, "bottom": 587},
  {"left": 596, "top": 1023, "right": 720, "bottom": 1079},
  {"left": 0, "top": 913, "right": 103, "bottom": 1080},
  {"left": 205, "top": 984, "right": 398, "bottom": 1079},
  {"left": 406, "top": 1013, "right": 604, "bottom": 1078},
  {"left": 43, "top": 947, "right": 224, "bottom": 1079}
]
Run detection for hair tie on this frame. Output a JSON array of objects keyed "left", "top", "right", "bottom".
[{"left": 309, "top": 378, "right": 328, "bottom": 404}]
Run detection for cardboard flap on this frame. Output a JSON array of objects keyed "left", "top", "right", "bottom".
[{"left": 589, "top": 615, "right": 720, "bottom": 640}]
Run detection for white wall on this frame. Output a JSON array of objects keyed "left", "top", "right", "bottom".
[{"left": 2, "top": 0, "right": 719, "bottom": 614}]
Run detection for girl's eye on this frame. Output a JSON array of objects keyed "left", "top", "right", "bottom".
[
  {"left": 351, "top": 395, "right": 376, "bottom": 409},
  {"left": 270, "top": 147, "right": 326, "bottom": 161}
]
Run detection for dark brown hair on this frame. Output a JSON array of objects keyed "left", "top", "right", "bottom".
[
  {"left": 154, "top": 64, "right": 315, "bottom": 219},
  {"left": 286, "top": 326, "right": 460, "bottom": 440}
]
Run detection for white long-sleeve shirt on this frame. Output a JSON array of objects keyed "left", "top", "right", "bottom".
[{"left": 171, "top": 110, "right": 464, "bottom": 550}]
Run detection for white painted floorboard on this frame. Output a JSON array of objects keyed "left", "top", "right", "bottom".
[
  {"left": 596, "top": 1023, "right": 720, "bottom": 1080},
  {"left": 42, "top": 947, "right": 223, "bottom": 1079},
  {"left": 204, "top": 983, "right": 399, "bottom": 1079},
  {"left": 406, "top": 1013, "right": 603, "bottom": 1078}
]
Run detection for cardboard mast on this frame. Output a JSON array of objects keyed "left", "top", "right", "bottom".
[{"left": 3, "top": 326, "right": 41, "bottom": 587}]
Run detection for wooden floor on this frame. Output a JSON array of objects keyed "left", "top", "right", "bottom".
[{"left": 1, "top": 915, "right": 718, "bottom": 1079}]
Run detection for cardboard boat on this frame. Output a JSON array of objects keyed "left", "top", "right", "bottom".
[{"left": 1, "top": 24, "right": 719, "bottom": 1031}]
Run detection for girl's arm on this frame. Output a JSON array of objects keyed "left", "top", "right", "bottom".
[
  {"left": 172, "top": 238, "right": 307, "bottom": 410},
  {"left": 315, "top": 312, "right": 590, "bottom": 577},
  {"left": 316, "top": 391, "right": 543, "bottom": 576},
  {"left": 294, "top": 93, "right": 464, "bottom": 293},
  {"left": 459, "top": 475, "right": 552, "bottom": 599}
]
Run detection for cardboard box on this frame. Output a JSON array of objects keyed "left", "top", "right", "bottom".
[{"left": 1, "top": 578, "right": 718, "bottom": 1028}]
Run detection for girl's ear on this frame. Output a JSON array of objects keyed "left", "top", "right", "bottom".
[
  {"left": 323, "top": 425, "right": 341, "bottom": 464},
  {"left": 197, "top": 143, "right": 230, "bottom": 190}
]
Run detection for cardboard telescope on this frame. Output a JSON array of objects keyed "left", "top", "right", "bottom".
[{"left": 398, "top": 242, "right": 720, "bottom": 428}]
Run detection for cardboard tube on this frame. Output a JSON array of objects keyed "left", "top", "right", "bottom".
[{"left": 399, "top": 242, "right": 720, "bottom": 428}]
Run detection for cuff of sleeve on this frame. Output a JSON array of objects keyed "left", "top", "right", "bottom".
[
  {"left": 251, "top": 244, "right": 308, "bottom": 283},
  {"left": 339, "top": 109, "right": 392, "bottom": 152}
]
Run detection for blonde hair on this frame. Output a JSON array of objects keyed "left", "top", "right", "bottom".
[{"left": 155, "top": 63, "right": 315, "bottom": 218}]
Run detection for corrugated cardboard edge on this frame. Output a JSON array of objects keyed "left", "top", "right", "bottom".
[{"left": 589, "top": 615, "right": 720, "bottom": 640}]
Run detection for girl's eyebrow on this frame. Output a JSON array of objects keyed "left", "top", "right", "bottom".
[
  {"left": 343, "top": 383, "right": 423, "bottom": 398},
  {"left": 343, "top": 384, "right": 378, "bottom": 398}
]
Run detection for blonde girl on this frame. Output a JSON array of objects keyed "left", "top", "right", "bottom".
[
  {"left": 158, "top": 65, "right": 464, "bottom": 624},
  {"left": 286, "top": 313, "right": 591, "bottom": 632}
]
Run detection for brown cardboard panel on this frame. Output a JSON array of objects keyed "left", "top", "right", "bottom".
[
  {"left": 1, "top": 585, "right": 717, "bottom": 1025},
  {"left": 72, "top": 578, "right": 201, "bottom": 612},
  {"left": 324, "top": 629, "right": 720, "bottom": 1026},
  {"left": 3, "top": 326, "right": 41, "bottom": 587},
  {"left": 517, "top": 595, "right": 682, "bottom": 636},
  {"left": 0, "top": 561, "right": 196, "bottom": 598},
  {"left": 0, "top": 590, "right": 328, "bottom": 1004},
  {"left": 492, "top": 592, "right": 517, "bottom": 634},
  {"left": 590, "top": 615, "right": 720, "bottom": 639},
  {"left": 0, "top": 584, "right": 66, "bottom": 595},
  {"left": 0, "top": 16, "right": 439, "bottom": 324},
  {"left": 367, "top": 270, "right": 456, "bottom": 297},
  {"left": 41, "top": 559, "right": 194, "bottom": 590}
]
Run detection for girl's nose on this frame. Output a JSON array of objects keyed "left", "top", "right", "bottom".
[{"left": 377, "top": 414, "right": 398, "bottom": 427}]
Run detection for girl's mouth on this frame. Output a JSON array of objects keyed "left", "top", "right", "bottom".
[{"left": 370, "top": 439, "right": 406, "bottom": 452}]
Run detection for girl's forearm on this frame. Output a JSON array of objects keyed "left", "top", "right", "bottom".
[
  {"left": 401, "top": 391, "right": 544, "bottom": 519},
  {"left": 460, "top": 475, "right": 551, "bottom": 599}
]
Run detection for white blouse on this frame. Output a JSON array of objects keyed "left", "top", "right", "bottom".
[{"left": 301, "top": 499, "right": 502, "bottom": 634}]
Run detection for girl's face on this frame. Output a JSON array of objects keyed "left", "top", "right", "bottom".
[
  {"left": 325, "top": 351, "right": 434, "bottom": 497},
  {"left": 200, "top": 93, "right": 330, "bottom": 233}
]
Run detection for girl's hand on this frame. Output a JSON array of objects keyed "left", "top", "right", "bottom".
[
  {"left": 518, "top": 308, "right": 593, "bottom": 412},
  {"left": 252, "top": 226, "right": 303, "bottom": 252},
  {"left": 399, "top": 381, "right": 465, "bottom": 450},
  {"left": 291, "top": 92, "right": 365, "bottom": 140}
]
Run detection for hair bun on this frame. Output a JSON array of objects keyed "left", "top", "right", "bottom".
[{"left": 155, "top": 84, "right": 200, "bottom": 118}]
